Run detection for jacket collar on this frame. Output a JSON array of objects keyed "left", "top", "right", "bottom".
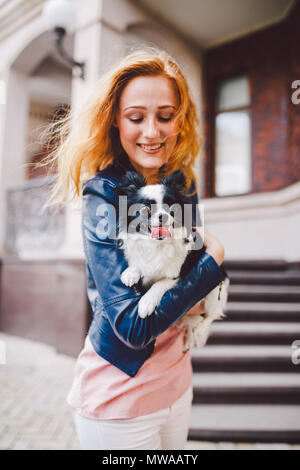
[{"left": 113, "top": 151, "right": 137, "bottom": 174}]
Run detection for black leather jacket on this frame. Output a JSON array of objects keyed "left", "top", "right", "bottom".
[{"left": 82, "top": 152, "right": 227, "bottom": 377}]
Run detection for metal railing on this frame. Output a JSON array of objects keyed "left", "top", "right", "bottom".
[{"left": 5, "top": 175, "right": 65, "bottom": 257}]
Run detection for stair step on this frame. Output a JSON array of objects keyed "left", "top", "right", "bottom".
[
  {"left": 191, "top": 373, "right": 300, "bottom": 404},
  {"left": 188, "top": 404, "right": 300, "bottom": 443},
  {"left": 228, "top": 285, "right": 300, "bottom": 303},
  {"left": 224, "top": 302, "right": 300, "bottom": 322},
  {"left": 226, "top": 271, "right": 300, "bottom": 285},
  {"left": 191, "top": 345, "right": 297, "bottom": 372},
  {"left": 189, "top": 260, "right": 300, "bottom": 442},
  {"left": 223, "top": 260, "right": 289, "bottom": 271},
  {"left": 207, "top": 322, "right": 300, "bottom": 345}
]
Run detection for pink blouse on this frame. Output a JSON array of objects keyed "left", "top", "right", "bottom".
[{"left": 67, "top": 323, "right": 192, "bottom": 420}]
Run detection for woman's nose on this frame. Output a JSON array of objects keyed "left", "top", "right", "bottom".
[{"left": 143, "top": 118, "right": 160, "bottom": 139}]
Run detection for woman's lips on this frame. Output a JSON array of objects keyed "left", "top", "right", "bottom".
[{"left": 137, "top": 143, "right": 165, "bottom": 154}]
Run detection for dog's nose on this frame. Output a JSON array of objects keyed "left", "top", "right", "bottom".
[{"left": 158, "top": 213, "right": 169, "bottom": 226}]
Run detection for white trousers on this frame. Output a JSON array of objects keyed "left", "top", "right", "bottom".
[{"left": 73, "top": 385, "right": 193, "bottom": 450}]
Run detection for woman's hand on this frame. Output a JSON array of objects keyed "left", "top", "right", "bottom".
[
  {"left": 193, "top": 227, "right": 225, "bottom": 266},
  {"left": 185, "top": 299, "right": 206, "bottom": 316},
  {"left": 179, "top": 228, "right": 224, "bottom": 322},
  {"left": 176, "top": 299, "right": 206, "bottom": 327}
]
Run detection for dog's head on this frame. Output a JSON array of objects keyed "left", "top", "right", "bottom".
[{"left": 118, "top": 170, "right": 195, "bottom": 241}]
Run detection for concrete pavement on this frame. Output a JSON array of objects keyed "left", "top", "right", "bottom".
[{"left": 0, "top": 332, "right": 298, "bottom": 450}]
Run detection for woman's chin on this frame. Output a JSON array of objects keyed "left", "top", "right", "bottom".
[{"left": 130, "top": 156, "right": 166, "bottom": 173}]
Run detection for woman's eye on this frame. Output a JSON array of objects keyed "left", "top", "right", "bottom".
[
  {"left": 129, "top": 117, "right": 143, "bottom": 123},
  {"left": 128, "top": 115, "right": 174, "bottom": 123},
  {"left": 158, "top": 115, "right": 173, "bottom": 122}
]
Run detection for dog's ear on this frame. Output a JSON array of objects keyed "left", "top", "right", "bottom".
[
  {"left": 162, "top": 170, "right": 186, "bottom": 192},
  {"left": 119, "top": 171, "right": 146, "bottom": 194}
]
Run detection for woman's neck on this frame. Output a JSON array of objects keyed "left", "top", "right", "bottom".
[
  {"left": 128, "top": 159, "right": 160, "bottom": 185},
  {"left": 145, "top": 173, "right": 160, "bottom": 185}
]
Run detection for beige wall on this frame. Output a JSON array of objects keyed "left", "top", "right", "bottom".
[{"left": 203, "top": 181, "right": 300, "bottom": 262}]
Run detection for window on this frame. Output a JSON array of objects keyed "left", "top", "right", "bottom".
[{"left": 215, "top": 76, "right": 251, "bottom": 196}]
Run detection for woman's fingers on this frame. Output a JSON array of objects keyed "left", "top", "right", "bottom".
[
  {"left": 192, "top": 227, "right": 225, "bottom": 265},
  {"left": 185, "top": 299, "right": 206, "bottom": 316}
]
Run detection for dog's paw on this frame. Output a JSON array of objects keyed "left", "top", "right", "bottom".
[
  {"left": 138, "top": 295, "right": 157, "bottom": 318},
  {"left": 182, "top": 342, "right": 191, "bottom": 352},
  {"left": 183, "top": 333, "right": 194, "bottom": 352},
  {"left": 165, "top": 269, "right": 180, "bottom": 280},
  {"left": 121, "top": 267, "right": 140, "bottom": 287}
]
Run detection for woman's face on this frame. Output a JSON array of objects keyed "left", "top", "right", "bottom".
[{"left": 115, "top": 75, "right": 179, "bottom": 182}]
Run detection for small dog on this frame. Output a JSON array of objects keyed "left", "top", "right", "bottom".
[{"left": 117, "top": 170, "right": 229, "bottom": 351}]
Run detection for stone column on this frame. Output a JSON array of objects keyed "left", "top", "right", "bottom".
[{"left": 0, "top": 68, "right": 29, "bottom": 256}]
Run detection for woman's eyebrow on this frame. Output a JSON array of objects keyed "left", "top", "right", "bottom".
[{"left": 123, "top": 105, "right": 177, "bottom": 111}]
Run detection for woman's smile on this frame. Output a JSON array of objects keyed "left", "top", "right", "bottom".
[{"left": 137, "top": 142, "right": 165, "bottom": 153}]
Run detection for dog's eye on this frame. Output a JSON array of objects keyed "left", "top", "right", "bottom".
[{"left": 139, "top": 206, "right": 150, "bottom": 217}]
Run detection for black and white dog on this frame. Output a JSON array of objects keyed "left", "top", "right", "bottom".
[{"left": 117, "top": 170, "right": 229, "bottom": 351}]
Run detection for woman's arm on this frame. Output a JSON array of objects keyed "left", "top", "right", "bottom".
[
  {"left": 194, "top": 227, "right": 225, "bottom": 266},
  {"left": 82, "top": 177, "right": 227, "bottom": 350},
  {"left": 185, "top": 229, "right": 225, "bottom": 317}
]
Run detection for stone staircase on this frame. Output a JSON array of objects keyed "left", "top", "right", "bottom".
[{"left": 188, "top": 260, "right": 300, "bottom": 444}]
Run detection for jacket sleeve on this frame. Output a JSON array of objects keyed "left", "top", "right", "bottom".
[{"left": 82, "top": 177, "right": 226, "bottom": 350}]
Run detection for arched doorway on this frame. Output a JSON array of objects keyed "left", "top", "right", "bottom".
[{"left": 1, "top": 30, "right": 73, "bottom": 257}]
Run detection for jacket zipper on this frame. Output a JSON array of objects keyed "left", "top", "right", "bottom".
[
  {"left": 218, "top": 281, "right": 224, "bottom": 301},
  {"left": 150, "top": 340, "right": 156, "bottom": 357}
]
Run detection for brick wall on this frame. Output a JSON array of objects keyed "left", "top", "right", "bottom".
[{"left": 202, "top": 0, "right": 300, "bottom": 197}]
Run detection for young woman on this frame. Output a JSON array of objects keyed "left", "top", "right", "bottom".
[{"left": 42, "top": 48, "right": 225, "bottom": 450}]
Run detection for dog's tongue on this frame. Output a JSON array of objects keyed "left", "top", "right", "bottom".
[{"left": 151, "top": 227, "right": 171, "bottom": 239}]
